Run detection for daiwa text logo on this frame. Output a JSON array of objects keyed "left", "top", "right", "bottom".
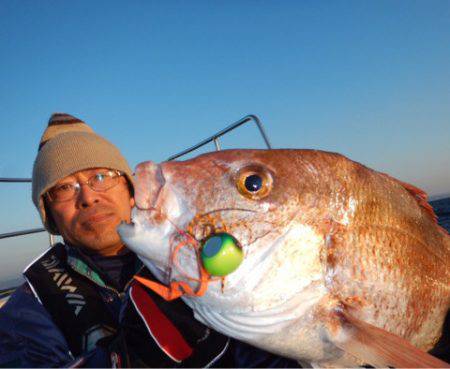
[{"left": 42, "top": 255, "right": 86, "bottom": 316}]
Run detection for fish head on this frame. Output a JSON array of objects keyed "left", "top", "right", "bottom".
[{"left": 119, "top": 149, "right": 333, "bottom": 317}]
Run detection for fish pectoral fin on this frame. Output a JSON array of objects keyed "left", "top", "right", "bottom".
[{"left": 330, "top": 309, "right": 450, "bottom": 368}]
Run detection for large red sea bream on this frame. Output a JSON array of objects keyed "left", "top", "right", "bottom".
[{"left": 118, "top": 149, "right": 450, "bottom": 368}]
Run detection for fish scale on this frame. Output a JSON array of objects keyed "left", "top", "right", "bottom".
[{"left": 328, "top": 225, "right": 446, "bottom": 347}]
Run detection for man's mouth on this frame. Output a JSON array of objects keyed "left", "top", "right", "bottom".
[{"left": 82, "top": 212, "right": 116, "bottom": 225}]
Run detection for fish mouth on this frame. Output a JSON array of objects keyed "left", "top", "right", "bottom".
[{"left": 117, "top": 220, "right": 136, "bottom": 239}]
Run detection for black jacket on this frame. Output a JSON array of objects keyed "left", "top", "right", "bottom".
[{"left": 0, "top": 243, "right": 299, "bottom": 368}]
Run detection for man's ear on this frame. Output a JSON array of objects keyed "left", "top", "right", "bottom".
[{"left": 130, "top": 197, "right": 135, "bottom": 207}]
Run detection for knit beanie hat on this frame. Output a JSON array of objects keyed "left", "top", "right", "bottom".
[{"left": 32, "top": 113, "right": 134, "bottom": 234}]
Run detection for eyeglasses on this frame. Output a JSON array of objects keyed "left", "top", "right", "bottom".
[{"left": 46, "top": 170, "right": 124, "bottom": 202}]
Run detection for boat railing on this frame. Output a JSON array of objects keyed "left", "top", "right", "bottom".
[
  {"left": 166, "top": 114, "right": 271, "bottom": 160},
  {"left": 0, "top": 177, "right": 57, "bottom": 244}
]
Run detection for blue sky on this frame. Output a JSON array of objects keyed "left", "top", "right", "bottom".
[{"left": 0, "top": 0, "right": 449, "bottom": 285}]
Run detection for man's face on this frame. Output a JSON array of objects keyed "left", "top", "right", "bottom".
[{"left": 46, "top": 168, "right": 135, "bottom": 256}]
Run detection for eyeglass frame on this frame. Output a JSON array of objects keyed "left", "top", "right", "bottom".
[{"left": 45, "top": 169, "right": 125, "bottom": 203}]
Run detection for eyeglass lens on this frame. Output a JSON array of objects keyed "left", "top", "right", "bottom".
[{"left": 48, "top": 171, "right": 121, "bottom": 202}]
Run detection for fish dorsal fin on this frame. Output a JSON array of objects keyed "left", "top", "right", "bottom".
[
  {"left": 332, "top": 309, "right": 450, "bottom": 368},
  {"left": 380, "top": 173, "right": 439, "bottom": 224}
]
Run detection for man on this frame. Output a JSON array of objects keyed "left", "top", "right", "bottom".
[
  {"left": 0, "top": 113, "right": 138, "bottom": 367},
  {"left": 0, "top": 113, "right": 299, "bottom": 367}
]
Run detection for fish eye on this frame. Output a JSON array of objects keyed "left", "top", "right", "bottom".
[{"left": 236, "top": 166, "right": 273, "bottom": 200}]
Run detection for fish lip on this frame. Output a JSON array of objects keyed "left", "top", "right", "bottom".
[{"left": 117, "top": 221, "right": 135, "bottom": 238}]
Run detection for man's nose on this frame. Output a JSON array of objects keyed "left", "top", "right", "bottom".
[{"left": 76, "top": 183, "right": 100, "bottom": 208}]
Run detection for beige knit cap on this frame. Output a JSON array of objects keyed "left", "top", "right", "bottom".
[{"left": 32, "top": 113, "right": 134, "bottom": 234}]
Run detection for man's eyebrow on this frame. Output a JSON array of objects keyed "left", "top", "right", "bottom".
[
  {"left": 82, "top": 168, "right": 110, "bottom": 176},
  {"left": 54, "top": 178, "right": 76, "bottom": 185}
]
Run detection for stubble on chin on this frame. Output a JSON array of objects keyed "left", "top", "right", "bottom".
[{"left": 73, "top": 219, "right": 123, "bottom": 253}]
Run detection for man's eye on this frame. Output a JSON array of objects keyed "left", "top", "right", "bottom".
[
  {"left": 94, "top": 171, "right": 114, "bottom": 182},
  {"left": 57, "top": 184, "right": 74, "bottom": 192},
  {"left": 94, "top": 172, "right": 113, "bottom": 183}
]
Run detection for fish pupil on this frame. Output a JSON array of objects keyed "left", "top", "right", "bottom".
[{"left": 245, "top": 174, "right": 262, "bottom": 192}]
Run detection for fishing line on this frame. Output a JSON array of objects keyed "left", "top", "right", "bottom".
[{"left": 133, "top": 205, "right": 217, "bottom": 300}]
